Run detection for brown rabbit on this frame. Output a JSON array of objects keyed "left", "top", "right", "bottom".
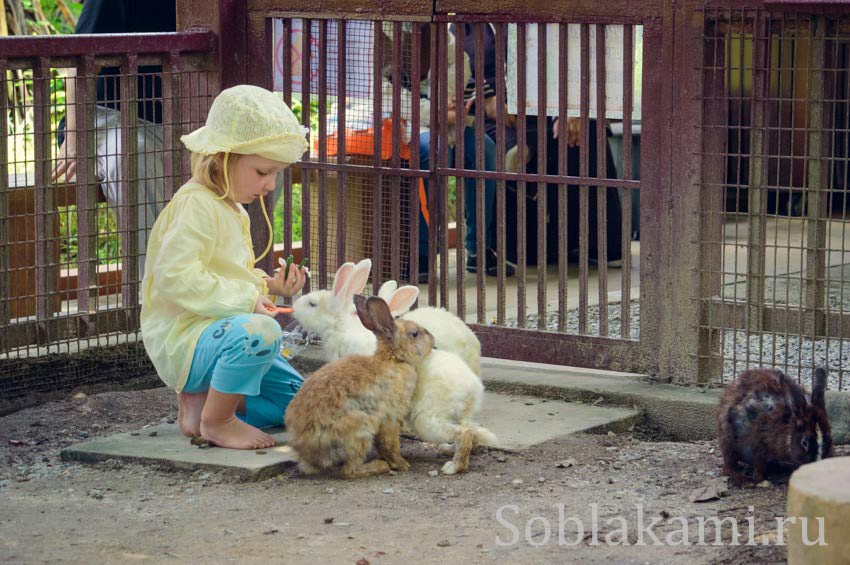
[
  {"left": 717, "top": 367, "right": 833, "bottom": 486},
  {"left": 284, "top": 296, "right": 434, "bottom": 479}
]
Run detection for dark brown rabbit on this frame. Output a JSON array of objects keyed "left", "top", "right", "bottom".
[
  {"left": 284, "top": 296, "right": 434, "bottom": 479},
  {"left": 717, "top": 367, "right": 833, "bottom": 486}
]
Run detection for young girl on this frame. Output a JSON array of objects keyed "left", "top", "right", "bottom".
[{"left": 141, "top": 85, "right": 309, "bottom": 450}]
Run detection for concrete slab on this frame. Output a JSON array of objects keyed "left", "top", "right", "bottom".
[
  {"left": 480, "top": 357, "right": 720, "bottom": 441},
  {"left": 477, "top": 392, "right": 641, "bottom": 451},
  {"left": 61, "top": 424, "right": 297, "bottom": 481},
  {"left": 59, "top": 391, "right": 640, "bottom": 478},
  {"left": 479, "top": 357, "right": 850, "bottom": 444}
]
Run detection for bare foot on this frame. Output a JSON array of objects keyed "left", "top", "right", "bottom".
[
  {"left": 200, "top": 417, "right": 276, "bottom": 450},
  {"left": 177, "top": 391, "right": 207, "bottom": 437}
]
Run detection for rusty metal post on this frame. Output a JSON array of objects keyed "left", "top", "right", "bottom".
[
  {"left": 745, "top": 14, "right": 770, "bottom": 333},
  {"left": 804, "top": 15, "right": 829, "bottom": 339},
  {"left": 640, "top": 1, "right": 707, "bottom": 383},
  {"left": 699, "top": 13, "right": 727, "bottom": 383},
  {"left": 0, "top": 58, "right": 8, "bottom": 350},
  {"left": 669, "top": 1, "right": 711, "bottom": 383}
]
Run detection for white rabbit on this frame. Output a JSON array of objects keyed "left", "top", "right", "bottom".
[
  {"left": 376, "top": 281, "right": 481, "bottom": 376},
  {"left": 296, "top": 267, "right": 493, "bottom": 473},
  {"left": 292, "top": 259, "right": 376, "bottom": 361},
  {"left": 292, "top": 261, "right": 421, "bottom": 361},
  {"left": 377, "top": 280, "right": 421, "bottom": 318},
  {"left": 402, "top": 307, "right": 481, "bottom": 376},
  {"left": 408, "top": 349, "right": 497, "bottom": 474}
]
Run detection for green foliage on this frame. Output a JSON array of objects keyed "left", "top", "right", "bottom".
[
  {"left": 289, "top": 95, "right": 324, "bottom": 137},
  {"left": 21, "top": 0, "right": 83, "bottom": 35},
  {"left": 273, "top": 183, "right": 303, "bottom": 243},
  {"left": 58, "top": 203, "right": 122, "bottom": 266}
]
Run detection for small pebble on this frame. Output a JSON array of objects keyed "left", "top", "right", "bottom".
[
  {"left": 436, "top": 539, "right": 451, "bottom": 547},
  {"left": 326, "top": 488, "right": 335, "bottom": 494},
  {"left": 511, "top": 479, "right": 523, "bottom": 486},
  {"left": 538, "top": 477, "right": 546, "bottom": 483},
  {"left": 524, "top": 401, "right": 534, "bottom": 406},
  {"left": 757, "top": 480, "right": 772, "bottom": 488},
  {"left": 255, "top": 450, "right": 267, "bottom": 455},
  {"left": 148, "top": 431, "right": 158, "bottom": 437},
  {"left": 383, "top": 488, "right": 394, "bottom": 495},
  {"left": 78, "top": 432, "right": 89, "bottom": 439},
  {"left": 323, "top": 517, "right": 334, "bottom": 524},
  {"left": 428, "top": 470, "right": 439, "bottom": 478},
  {"left": 496, "top": 455, "right": 507, "bottom": 463},
  {"left": 130, "top": 432, "right": 140, "bottom": 436},
  {"left": 264, "top": 528, "right": 279, "bottom": 534}
]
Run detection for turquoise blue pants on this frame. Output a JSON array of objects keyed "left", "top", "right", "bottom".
[{"left": 183, "top": 314, "right": 303, "bottom": 429}]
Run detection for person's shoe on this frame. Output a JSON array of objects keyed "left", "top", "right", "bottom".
[
  {"left": 465, "top": 251, "right": 478, "bottom": 273},
  {"left": 486, "top": 250, "right": 516, "bottom": 277},
  {"left": 417, "top": 262, "right": 430, "bottom": 284},
  {"left": 467, "top": 249, "right": 516, "bottom": 277}
]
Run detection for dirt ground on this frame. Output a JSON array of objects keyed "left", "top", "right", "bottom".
[{"left": 2, "top": 387, "right": 847, "bottom": 564}]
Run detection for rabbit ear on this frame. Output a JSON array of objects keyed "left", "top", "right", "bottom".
[
  {"left": 378, "top": 280, "right": 398, "bottom": 301},
  {"left": 387, "top": 285, "right": 419, "bottom": 316},
  {"left": 335, "top": 258, "right": 372, "bottom": 307},
  {"left": 332, "top": 262, "right": 356, "bottom": 296},
  {"left": 356, "top": 296, "right": 395, "bottom": 339},
  {"left": 811, "top": 368, "right": 827, "bottom": 408}
]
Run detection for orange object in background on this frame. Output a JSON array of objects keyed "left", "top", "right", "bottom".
[{"left": 322, "top": 118, "right": 411, "bottom": 161}]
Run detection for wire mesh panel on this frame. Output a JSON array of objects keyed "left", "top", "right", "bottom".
[
  {"left": 700, "top": 8, "right": 850, "bottom": 390},
  {"left": 0, "top": 33, "right": 217, "bottom": 406},
  {"left": 266, "top": 11, "right": 647, "bottom": 371},
  {"left": 272, "top": 18, "right": 417, "bottom": 290},
  {"left": 428, "top": 18, "right": 644, "bottom": 360}
]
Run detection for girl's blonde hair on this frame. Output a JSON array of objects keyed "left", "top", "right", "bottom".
[{"left": 190, "top": 152, "right": 241, "bottom": 200}]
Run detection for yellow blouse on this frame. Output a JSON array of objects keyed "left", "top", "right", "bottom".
[{"left": 140, "top": 182, "right": 270, "bottom": 392}]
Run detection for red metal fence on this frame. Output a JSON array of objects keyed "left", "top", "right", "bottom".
[
  {"left": 241, "top": 1, "right": 656, "bottom": 376},
  {"left": 0, "top": 31, "right": 217, "bottom": 403},
  {"left": 3, "top": 0, "right": 850, "bottom": 405}
]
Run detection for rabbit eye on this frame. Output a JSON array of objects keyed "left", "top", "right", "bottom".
[
  {"left": 411, "top": 329, "right": 419, "bottom": 338},
  {"left": 309, "top": 301, "right": 317, "bottom": 307},
  {"left": 800, "top": 436, "right": 810, "bottom": 450}
]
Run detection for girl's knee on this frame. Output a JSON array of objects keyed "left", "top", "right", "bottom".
[{"left": 234, "top": 314, "right": 282, "bottom": 358}]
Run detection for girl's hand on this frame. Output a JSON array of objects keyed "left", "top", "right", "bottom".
[
  {"left": 266, "top": 264, "right": 308, "bottom": 298},
  {"left": 255, "top": 294, "right": 277, "bottom": 317}
]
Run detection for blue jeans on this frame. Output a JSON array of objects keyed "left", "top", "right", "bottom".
[
  {"left": 183, "top": 314, "right": 304, "bottom": 429},
  {"left": 418, "top": 127, "right": 497, "bottom": 263}
]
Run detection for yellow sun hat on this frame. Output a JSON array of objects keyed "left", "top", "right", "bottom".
[{"left": 180, "top": 84, "right": 308, "bottom": 163}]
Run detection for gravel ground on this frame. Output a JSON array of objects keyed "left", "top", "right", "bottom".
[{"left": 5, "top": 387, "right": 848, "bottom": 563}]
